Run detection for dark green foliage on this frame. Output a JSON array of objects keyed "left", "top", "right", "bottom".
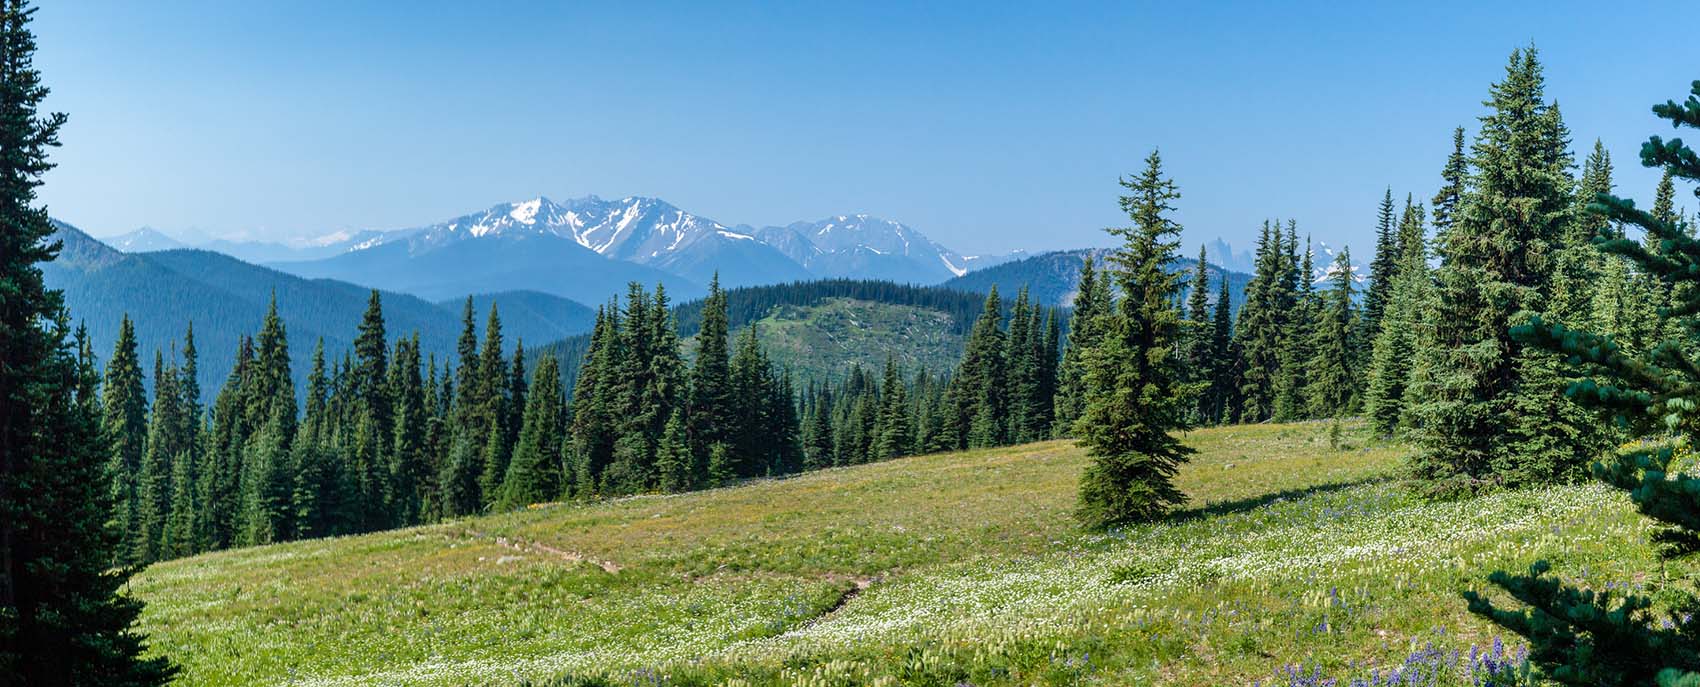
[
  {"left": 103, "top": 316, "right": 148, "bottom": 565},
  {"left": 1362, "top": 188, "right": 1401, "bottom": 340},
  {"left": 1307, "top": 246, "right": 1359, "bottom": 417},
  {"left": 498, "top": 354, "right": 565, "bottom": 510},
  {"left": 1467, "top": 77, "right": 1700, "bottom": 685},
  {"left": 1365, "top": 219, "right": 1432, "bottom": 435},
  {"left": 1408, "top": 47, "right": 1602, "bottom": 487},
  {"left": 0, "top": 0, "right": 175, "bottom": 679},
  {"left": 1054, "top": 258, "right": 1109, "bottom": 436},
  {"left": 1075, "top": 151, "right": 1197, "bottom": 528}
]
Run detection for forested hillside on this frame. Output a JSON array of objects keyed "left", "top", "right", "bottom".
[
  {"left": 939, "top": 247, "right": 1252, "bottom": 315},
  {"left": 538, "top": 279, "right": 1006, "bottom": 388}
]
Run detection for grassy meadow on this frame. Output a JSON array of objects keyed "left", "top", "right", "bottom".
[{"left": 129, "top": 422, "right": 1653, "bottom": 685}]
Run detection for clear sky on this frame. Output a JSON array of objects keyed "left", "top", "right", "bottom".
[{"left": 31, "top": 1, "right": 1699, "bottom": 257}]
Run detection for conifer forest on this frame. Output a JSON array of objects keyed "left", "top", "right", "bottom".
[{"left": 4, "top": 2, "right": 1700, "bottom": 684}]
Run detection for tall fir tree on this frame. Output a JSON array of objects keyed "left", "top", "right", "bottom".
[
  {"left": 1431, "top": 126, "right": 1469, "bottom": 243},
  {"left": 1308, "top": 246, "right": 1360, "bottom": 417},
  {"left": 686, "top": 275, "right": 734, "bottom": 478},
  {"left": 958, "top": 287, "right": 1008, "bottom": 449},
  {"left": 1076, "top": 151, "right": 1197, "bottom": 527},
  {"left": 0, "top": 0, "right": 175, "bottom": 678},
  {"left": 1054, "top": 257, "right": 1109, "bottom": 437},
  {"left": 498, "top": 354, "right": 565, "bottom": 509},
  {"left": 873, "top": 355, "right": 913, "bottom": 460},
  {"left": 1365, "top": 221, "right": 1434, "bottom": 435},
  {"left": 1465, "top": 78, "right": 1700, "bottom": 685},
  {"left": 1408, "top": 46, "right": 1599, "bottom": 487},
  {"left": 1362, "top": 188, "right": 1401, "bottom": 340},
  {"left": 102, "top": 316, "right": 148, "bottom": 566},
  {"left": 1203, "top": 273, "right": 1237, "bottom": 424}
]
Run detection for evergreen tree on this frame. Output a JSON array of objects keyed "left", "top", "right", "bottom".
[
  {"left": 135, "top": 350, "right": 180, "bottom": 564},
  {"left": 873, "top": 355, "right": 912, "bottom": 460},
  {"left": 473, "top": 304, "right": 508, "bottom": 505},
  {"left": 1235, "top": 220, "right": 1291, "bottom": 421},
  {"left": 1465, "top": 78, "right": 1700, "bottom": 685},
  {"left": 1408, "top": 47, "right": 1596, "bottom": 487},
  {"left": 1202, "top": 273, "right": 1237, "bottom": 424},
  {"left": 1184, "top": 246, "right": 1214, "bottom": 419},
  {"left": 1273, "top": 229, "right": 1315, "bottom": 422},
  {"left": 687, "top": 275, "right": 733, "bottom": 477},
  {"left": 1365, "top": 225, "right": 1433, "bottom": 435},
  {"left": 102, "top": 315, "right": 148, "bottom": 565},
  {"left": 0, "top": 38, "right": 177, "bottom": 669},
  {"left": 1054, "top": 257, "right": 1109, "bottom": 436},
  {"left": 351, "top": 291, "right": 392, "bottom": 529},
  {"left": 1431, "top": 126, "right": 1469, "bottom": 241},
  {"left": 1076, "top": 150, "right": 1197, "bottom": 527},
  {"left": 389, "top": 335, "right": 428, "bottom": 525},
  {"left": 498, "top": 354, "right": 565, "bottom": 509},
  {"left": 653, "top": 409, "right": 692, "bottom": 493},
  {"left": 1362, "top": 188, "right": 1401, "bottom": 339},
  {"left": 0, "top": 3, "right": 175, "bottom": 679},
  {"left": 568, "top": 306, "right": 619, "bottom": 496},
  {"left": 958, "top": 288, "right": 1007, "bottom": 448},
  {"left": 1308, "top": 247, "right": 1359, "bottom": 417}
]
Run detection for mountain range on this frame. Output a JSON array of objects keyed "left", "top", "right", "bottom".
[
  {"left": 101, "top": 195, "right": 1020, "bottom": 305},
  {"left": 44, "top": 220, "right": 596, "bottom": 402}
]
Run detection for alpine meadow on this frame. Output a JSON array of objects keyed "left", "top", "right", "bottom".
[{"left": 5, "top": 2, "right": 1700, "bottom": 685}]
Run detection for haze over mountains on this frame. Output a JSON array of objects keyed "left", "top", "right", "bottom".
[{"left": 104, "top": 195, "right": 1024, "bottom": 301}]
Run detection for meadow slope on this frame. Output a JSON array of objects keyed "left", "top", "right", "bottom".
[{"left": 130, "top": 423, "right": 1647, "bottom": 686}]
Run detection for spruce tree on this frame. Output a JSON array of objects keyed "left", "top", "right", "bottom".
[
  {"left": 352, "top": 291, "right": 392, "bottom": 529},
  {"left": 498, "top": 354, "right": 565, "bottom": 509},
  {"left": 473, "top": 304, "right": 508, "bottom": 505},
  {"left": 0, "top": 2, "right": 175, "bottom": 678},
  {"left": 135, "top": 350, "right": 180, "bottom": 563},
  {"left": 1184, "top": 246, "right": 1214, "bottom": 420},
  {"left": 686, "top": 275, "right": 733, "bottom": 475},
  {"left": 1203, "top": 273, "right": 1237, "bottom": 424},
  {"left": 1431, "top": 126, "right": 1469, "bottom": 242},
  {"left": 1076, "top": 151, "right": 1197, "bottom": 528},
  {"left": 1235, "top": 221, "right": 1290, "bottom": 421},
  {"left": 1273, "top": 230, "right": 1315, "bottom": 421},
  {"left": 389, "top": 335, "right": 428, "bottom": 525},
  {"left": 1362, "top": 188, "right": 1401, "bottom": 339},
  {"left": 103, "top": 315, "right": 148, "bottom": 565},
  {"left": 1308, "top": 247, "right": 1359, "bottom": 417},
  {"left": 1465, "top": 77, "right": 1700, "bottom": 685},
  {"left": 873, "top": 355, "right": 912, "bottom": 460},
  {"left": 1408, "top": 47, "right": 1594, "bottom": 487},
  {"left": 1054, "top": 257, "right": 1109, "bottom": 436},
  {"left": 653, "top": 409, "right": 692, "bottom": 493},
  {"left": 1365, "top": 224, "right": 1433, "bottom": 435},
  {"left": 959, "top": 288, "right": 1007, "bottom": 449}
]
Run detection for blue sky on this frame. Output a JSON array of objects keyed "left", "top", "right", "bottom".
[{"left": 32, "top": 1, "right": 1698, "bottom": 257}]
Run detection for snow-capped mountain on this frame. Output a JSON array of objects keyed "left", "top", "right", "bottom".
[
  {"left": 102, "top": 227, "right": 185, "bottom": 252},
  {"left": 1312, "top": 239, "right": 1367, "bottom": 286},
  {"left": 376, "top": 196, "right": 808, "bottom": 288},
  {"left": 182, "top": 194, "right": 999, "bottom": 303},
  {"left": 319, "top": 196, "right": 974, "bottom": 289},
  {"left": 752, "top": 214, "right": 971, "bottom": 283}
]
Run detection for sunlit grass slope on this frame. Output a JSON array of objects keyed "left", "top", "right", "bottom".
[{"left": 131, "top": 423, "right": 1646, "bottom": 685}]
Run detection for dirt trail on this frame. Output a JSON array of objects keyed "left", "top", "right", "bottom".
[{"left": 459, "top": 529, "right": 623, "bottom": 573}]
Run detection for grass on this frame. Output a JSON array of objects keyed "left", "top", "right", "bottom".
[{"left": 128, "top": 422, "right": 1653, "bottom": 685}]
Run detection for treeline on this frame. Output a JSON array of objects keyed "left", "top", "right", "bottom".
[{"left": 97, "top": 279, "right": 802, "bottom": 565}]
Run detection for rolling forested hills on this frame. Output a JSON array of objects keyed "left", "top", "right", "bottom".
[{"left": 44, "top": 221, "right": 596, "bottom": 401}]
